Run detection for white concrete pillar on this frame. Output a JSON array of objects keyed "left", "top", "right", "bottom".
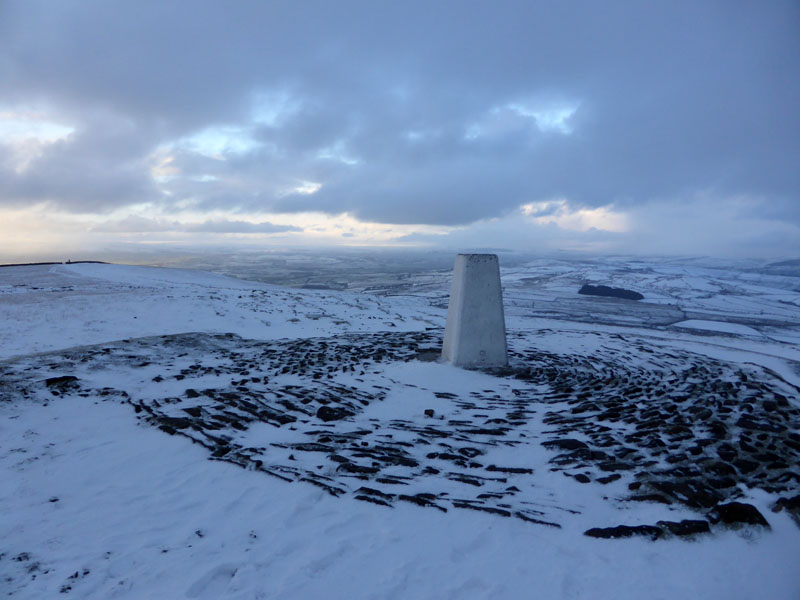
[{"left": 441, "top": 254, "right": 508, "bottom": 367}]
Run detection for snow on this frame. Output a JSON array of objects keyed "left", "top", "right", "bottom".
[
  {"left": 671, "top": 319, "right": 762, "bottom": 336},
  {"left": 3, "top": 398, "right": 798, "bottom": 600},
  {"left": 0, "top": 263, "right": 441, "bottom": 360},
  {"left": 2, "top": 260, "right": 800, "bottom": 599}
]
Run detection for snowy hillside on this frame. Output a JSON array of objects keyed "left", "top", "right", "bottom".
[{"left": 2, "top": 260, "right": 799, "bottom": 599}]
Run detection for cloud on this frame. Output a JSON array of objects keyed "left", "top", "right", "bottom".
[
  {"left": 91, "top": 216, "right": 301, "bottom": 234},
  {"left": 0, "top": 109, "right": 162, "bottom": 212},
  {"left": 394, "top": 195, "right": 800, "bottom": 258},
  {"left": 392, "top": 209, "right": 626, "bottom": 254},
  {"left": 184, "top": 220, "right": 301, "bottom": 234},
  {"left": 90, "top": 216, "right": 177, "bottom": 233},
  {"left": 1, "top": 0, "right": 798, "bottom": 256}
]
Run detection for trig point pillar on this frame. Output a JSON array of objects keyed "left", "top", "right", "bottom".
[{"left": 441, "top": 254, "right": 508, "bottom": 367}]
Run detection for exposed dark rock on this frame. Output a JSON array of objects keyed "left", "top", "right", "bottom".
[
  {"left": 734, "top": 459, "right": 759, "bottom": 474},
  {"left": 486, "top": 465, "right": 534, "bottom": 475},
  {"left": 448, "top": 473, "right": 485, "bottom": 486},
  {"left": 584, "top": 525, "right": 663, "bottom": 540},
  {"left": 736, "top": 417, "right": 785, "bottom": 434},
  {"left": 627, "top": 493, "right": 672, "bottom": 505},
  {"left": 44, "top": 376, "right": 78, "bottom": 388},
  {"left": 316, "top": 406, "right": 353, "bottom": 422},
  {"left": 542, "top": 438, "right": 588, "bottom": 451},
  {"left": 452, "top": 501, "right": 510, "bottom": 517},
  {"left": 596, "top": 474, "right": 621, "bottom": 484},
  {"left": 355, "top": 494, "right": 392, "bottom": 507},
  {"left": 598, "top": 461, "right": 635, "bottom": 472},
  {"left": 355, "top": 486, "right": 394, "bottom": 501},
  {"left": 398, "top": 494, "right": 447, "bottom": 512},
  {"left": 458, "top": 447, "right": 483, "bottom": 458},
  {"left": 647, "top": 480, "right": 723, "bottom": 509},
  {"left": 337, "top": 462, "right": 379, "bottom": 475},
  {"left": 657, "top": 519, "right": 711, "bottom": 537},
  {"left": 514, "top": 512, "right": 561, "bottom": 527},
  {"left": 708, "top": 502, "right": 770, "bottom": 529},
  {"left": 772, "top": 495, "right": 800, "bottom": 527}
]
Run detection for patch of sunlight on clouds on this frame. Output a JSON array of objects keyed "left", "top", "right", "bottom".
[
  {"left": 281, "top": 212, "right": 449, "bottom": 246},
  {"left": 250, "top": 89, "right": 300, "bottom": 126},
  {"left": 275, "top": 180, "right": 323, "bottom": 198},
  {"left": 176, "top": 125, "right": 261, "bottom": 159},
  {"left": 507, "top": 101, "right": 579, "bottom": 134},
  {"left": 317, "top": 140, "right": 360, "bottom": 165},
  {"left": 0, "top": 108, "right": 75, "bottom": 172},
  {"left": 291, "top": 181, "right": 322, "bottom": 195},
  {"left": 0, "top": 113, "right": 74, "bottom": 141},
  {"left": 404, "top": 129, "right": 440, "bottom": 142},
  {"left": 149, "top": 150, "right": 180, "bottom": 182},
  {"left": 465, "top": 97, "right": 579, "bottom": 140},
  {"left": 522, "top": 199, "right": 629, "bottom": 232}
]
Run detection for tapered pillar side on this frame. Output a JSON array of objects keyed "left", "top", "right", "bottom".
[{"left": 441, "top": 254, "right": 508, "bottom": 367}]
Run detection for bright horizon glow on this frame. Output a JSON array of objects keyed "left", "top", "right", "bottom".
[{"left": 2, "top": 192, "right": 797, "bottom": 261}]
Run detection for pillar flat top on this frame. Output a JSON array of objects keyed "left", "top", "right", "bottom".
[{"left": 456, "top": 253, "right": 498, "bottom": 259}]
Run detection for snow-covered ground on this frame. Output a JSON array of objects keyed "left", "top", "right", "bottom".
[
  {"left": 0, "top": 263, "right": 441, "bottom": 360},
  {"left": 2, "top": 259, "right": 799, "bottom": 599}
]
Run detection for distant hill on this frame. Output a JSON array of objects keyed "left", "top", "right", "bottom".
[
  {"left": 756, "top": 259, "right": 800, "bottom": 277},
  {"left": 0, "top": 260, "right": 107, "bottom": 268}
]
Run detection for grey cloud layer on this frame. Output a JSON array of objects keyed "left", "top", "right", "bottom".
[
  {"left": 1, "top": 1, "right": 798, "bottom": 227},
  {"left": 91, "top": 217, "right": 300, "bottom": 234}
]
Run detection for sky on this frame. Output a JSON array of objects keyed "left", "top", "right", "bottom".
[{"left": 1, "top": 0, "right": 798, "bottom": 261}]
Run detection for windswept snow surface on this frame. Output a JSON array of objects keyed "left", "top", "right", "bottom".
[
  {"left": 671, "top": 320, "right": 762, "bottom": 336},
  {"left": 0, "top": 263, "right": 441, "bottom": 360},
  {"left": 2, "top": 260, "right": 800, "bottom": 599}
]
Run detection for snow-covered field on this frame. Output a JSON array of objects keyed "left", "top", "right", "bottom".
[{"left": 1, "top": 259, "right": 799, "bottom": 599}]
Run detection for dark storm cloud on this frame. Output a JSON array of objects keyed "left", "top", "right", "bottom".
[{"left": 1, "top": 1, "right": 798, "bottom": 226}]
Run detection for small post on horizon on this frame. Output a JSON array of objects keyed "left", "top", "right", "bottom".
[{"left": 441, "top": 254, "right": 508, "bottom": 368}]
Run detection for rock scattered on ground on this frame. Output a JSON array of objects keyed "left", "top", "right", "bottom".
[{"left": 2, "top": 327, "right": 797, "bottom": 537}]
